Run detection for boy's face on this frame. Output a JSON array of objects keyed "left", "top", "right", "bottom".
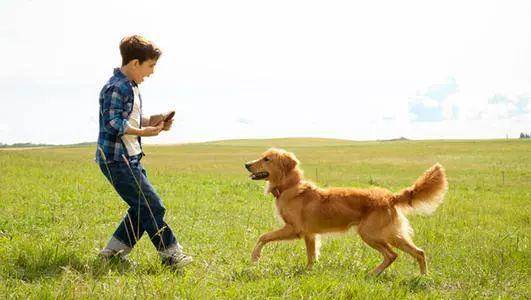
[{"left": 131, "top": 58, "right": 157, "bottom": 84}]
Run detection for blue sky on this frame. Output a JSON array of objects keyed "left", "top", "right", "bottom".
[
  {"left": 1, "top": 0, "right": 530, "bottom": 144},
  {"left": 409, "top": 77, "right": 459, "bottom": 122}
]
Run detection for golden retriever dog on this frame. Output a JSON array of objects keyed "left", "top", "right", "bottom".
[{"left": 245, "top": 148, "right": 447, "bottom": 275}]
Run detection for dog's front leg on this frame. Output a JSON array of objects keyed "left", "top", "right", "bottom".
[
  {"left": 251, "top": 225, "right": 299, "bottom": 262},
  {"left": 304, "top": 234, "right": 317, "bottom": 269}
]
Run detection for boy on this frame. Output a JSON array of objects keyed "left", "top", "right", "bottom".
[{"left": 96, "top": 35, "right": 192, "bottom": 269}]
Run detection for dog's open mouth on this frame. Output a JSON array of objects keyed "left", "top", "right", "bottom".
[{"left": 249, "top": 171, "right": 269, "bottom": 180}]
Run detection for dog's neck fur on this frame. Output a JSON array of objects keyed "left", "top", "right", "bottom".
[{"left": 265, "top": 167, "right": 303, "bottom": 198}]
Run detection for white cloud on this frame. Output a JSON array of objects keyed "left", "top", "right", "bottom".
[{"left": 421, "top": 98, "right": 440, "bottom": 108}]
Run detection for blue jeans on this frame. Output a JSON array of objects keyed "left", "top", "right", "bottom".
[{"left": 99, "top": 155, "right": 178, "bottom": 252}]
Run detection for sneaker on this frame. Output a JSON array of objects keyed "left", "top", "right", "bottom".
[{"left": 161, "top": 253, "right": 193, "bottom": 269}]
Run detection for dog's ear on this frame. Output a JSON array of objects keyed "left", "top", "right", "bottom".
[{"left": 280, "top": 152, "right": 299, "bottom": 174}]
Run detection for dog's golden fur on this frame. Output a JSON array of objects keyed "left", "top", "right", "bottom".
[{"left": 245, "top": 148, "right": 448, "bottom": 275}]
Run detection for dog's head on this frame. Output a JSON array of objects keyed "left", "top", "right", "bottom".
[{"left": 244, "top": 148, "right": 300, "bottom": 183}]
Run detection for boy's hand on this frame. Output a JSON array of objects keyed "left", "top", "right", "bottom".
[{"left": 140, "top": 122, "right": 164, "bottom": 136}]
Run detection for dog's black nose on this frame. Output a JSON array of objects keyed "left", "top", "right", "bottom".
[{"left": 245, "top": 163, "right": 252, "bottom": 171}]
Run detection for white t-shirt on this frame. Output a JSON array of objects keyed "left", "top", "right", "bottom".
[{"left": 121, "top": 85, "right": 142, "bottom": 156}]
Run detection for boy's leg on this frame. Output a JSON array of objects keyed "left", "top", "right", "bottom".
[
  {"left": 99, "top": 158, "right": 191, "bottom": 267},
  {"left": 136, "top": 165, "right": 193, "bottom": 269},
  {"left": 136, "top": 164, "right": 192, "bottom": 267},
  {"left": 99, "top": 161, "right": 147, "bottom": 254},
  {"left": 136, "top": 165, "right": 179, "bottom": 252}
]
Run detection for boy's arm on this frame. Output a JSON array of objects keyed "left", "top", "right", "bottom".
[
  {"left": 141, "top": 116, "right": 150, "bottom": 127},
  {"left": 126, "top": 122, "right": 164, "bottom": 136},
  {"left": 100, "top": 86, "right": 129, "bottom": 136},
  {"left": 101, "top": 86, "right": 164, "bottom": 137}
]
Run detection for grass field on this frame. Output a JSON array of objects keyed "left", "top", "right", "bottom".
[{"left": 0, "top": 138, "right": 529, "bottom": 299}]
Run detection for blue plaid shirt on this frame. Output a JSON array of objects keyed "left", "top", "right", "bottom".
[{"left": 95, "top": 68, "right": 143, "bottom": 163}]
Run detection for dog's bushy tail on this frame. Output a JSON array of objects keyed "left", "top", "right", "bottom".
[{"left": 391, "top": 163, "right": 448, "bottom": 215}]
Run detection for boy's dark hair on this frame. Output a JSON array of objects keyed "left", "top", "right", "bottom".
[{"left": 119, "top": 35, "right": 162, "bottom": 66}]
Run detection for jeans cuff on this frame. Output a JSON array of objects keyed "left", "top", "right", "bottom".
[{"left": 105, "top": 236, "right": 132, "bottom": 256}]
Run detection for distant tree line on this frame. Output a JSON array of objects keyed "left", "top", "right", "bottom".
[
  {"left": 0, "top": 142, "right": 53, "bottom": 148},
  {"left": 0, "top": 142, "right": 96, "bottom": 148},
  {"left": 520, "top": 132, "right": 531, "bottom": 139}
]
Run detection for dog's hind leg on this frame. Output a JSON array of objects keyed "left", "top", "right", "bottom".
[
  {"left": 358, "top": 210, "right": 398, "bottom": 275},
  {"left": 362, "top": 238, "right": 397, "bottom": 276},
  {"left": 251, "top": 225, "right": 299, "bottom": 262},
  {"left": 390, "top": 237, "right": 427, "bottom": 275},
  {"left": 304, "top": 234, "right": 318, "bottom": 268}
]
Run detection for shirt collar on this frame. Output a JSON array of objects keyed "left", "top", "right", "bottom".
[
  {"left": 113, "top": 67, "right": 126, "bottom": 79},
  {"left": 113, "top": 68, "right": 137, "bottom": 86}
]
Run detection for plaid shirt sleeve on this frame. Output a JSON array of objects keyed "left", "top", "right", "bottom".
[
  {"left": 101, "top": 86, "right": 130, "bottom": 136},
  {"left": 96, "top": 68, "right": 138, "bottom": 163}
]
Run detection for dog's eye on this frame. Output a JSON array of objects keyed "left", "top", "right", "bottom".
[{"left": 263, "top": 157, "right": 270, "bottom": 162}]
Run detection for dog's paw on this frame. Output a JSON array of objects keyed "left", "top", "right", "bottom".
[
  {"left": 370, "top": 268, "right": 383, "bottom": 276},
  {"left": 251, "top": 251, "right": 261, "bottom": 263}
]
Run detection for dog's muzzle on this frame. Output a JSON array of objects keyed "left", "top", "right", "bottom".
[
  {"left": 249, "top": 171, "right": 269, "bottom": 180},
  {"left": 245, "top": 162, "right": 269, "bottom": 180}
]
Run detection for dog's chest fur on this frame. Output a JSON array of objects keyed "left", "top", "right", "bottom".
[
  {"left": 274, "top": 197, "right": 291, "bottom": 223},
  {"left": 273, "top": 186, "right": 306, "bottom": 226}
]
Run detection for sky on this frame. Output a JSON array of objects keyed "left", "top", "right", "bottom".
[{"left": 1, "top": 0, "right": 530, "bottom": 144}]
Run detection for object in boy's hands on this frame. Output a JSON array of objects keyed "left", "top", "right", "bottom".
[
  {"left": 164, "top": 111, "right": 175, "bottom": 122},
  {"left": 149, "top": 110, "right": 175, "bottom": 126}
]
